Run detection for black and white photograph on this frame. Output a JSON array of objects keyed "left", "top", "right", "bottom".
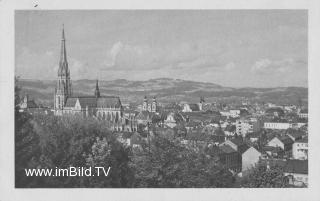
[
  {"left": 13, "top": 9, "right": 309, "bottom": 188},
  {"left": 1, "top": 0, "right": 320, "bottom": 200}
]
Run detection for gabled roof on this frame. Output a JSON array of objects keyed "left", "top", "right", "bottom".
[
  {"left": 238, "top": 144, "right": 250, "bottom": 154},
  {"left": 230, "top": 138, "right": 244, "bottom": 146},
  {"left": 262, "top": 145, "right": 282, "bottom": 152},
  {"left": 284, "top": 159, "right": 308, "bottom": 175},
  {"left": 65, "top": 97, "right": 78, "bottom": 107},
  {"left": 279, "top": 136, "right": 294, "bottom": 145},
  {"left": 65, "top": 96, "right": 121, "bottom": 109},
  {"left": 219, "top": 144, "right": 237, "bottom": 154},
  {"left": 97, "top": 96, "right": 121, "bottom": 108},
  {"left": 78, "top": 97, "right": 97, "bottom": 108},
  {"left": 286, "top": 131, "right": 305, "bottom": 140}
]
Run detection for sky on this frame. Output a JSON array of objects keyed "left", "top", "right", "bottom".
[{"left": 15, "top": 10, "right": 307, "bottom": 88}]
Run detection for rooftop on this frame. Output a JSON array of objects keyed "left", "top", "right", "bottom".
[{"left": 284, "top": 159, "right": 308, "bottom": 175}]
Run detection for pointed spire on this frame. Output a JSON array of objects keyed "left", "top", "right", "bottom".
[
  {"left": 60, "top": 24, "right": 67, "bottom": 64},
  {"left": 62, "top": 24, "right": 65, "bottom": 40},
  {"left": 95, "top": 79, "right": 100, "bottom": 98}
]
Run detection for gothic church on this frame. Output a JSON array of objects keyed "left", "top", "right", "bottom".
[{"left": 54, "top": 26, "right": 137, "bottom": 132}]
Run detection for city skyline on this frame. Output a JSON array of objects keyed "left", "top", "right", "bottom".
[{"left": 15, "top": 10, "right": 307, "bottom": 88}]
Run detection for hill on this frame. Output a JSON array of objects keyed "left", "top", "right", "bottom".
[{"left": 17, "top": 78, "right": 308, "bottom": 107}]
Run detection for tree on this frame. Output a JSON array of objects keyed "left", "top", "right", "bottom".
[
  {"left": 131, "top": 136, "right": 235, "bottom": 187},
  {"left": 239, "top": 164, "right": 290, "bottom": 188},
  {"left": 15, "top": 77, "right": 41, "bottom": 187},
  {"left": 83, "top": 137, "right": 134, "bottom": 187}
]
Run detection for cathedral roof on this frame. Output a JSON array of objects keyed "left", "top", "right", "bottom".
[
  {"left": 97, "top": 96, "right": 121, "bottom": 108},
  {"left": 65, "top": 97, "right": 78, "bottom": 107},
  {"left": 78, "top": 97, "right": 98, "bottom": 108},
  {"left": 64, "top": 96, "right": 121, "bottom": 109}
]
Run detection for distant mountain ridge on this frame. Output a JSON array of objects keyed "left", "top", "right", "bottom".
[{"left": 17, "top": 78, "right": 308, "bottom": 107}]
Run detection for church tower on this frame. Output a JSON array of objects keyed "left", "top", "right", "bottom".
[
  {"left": 94, "top": 80, "right": 100, "bottom": 98},
  {"left": 54, "top": 25, "right": 72, "bottom": 115},
  {"left": 142, "top": 96, "right": 148, "bottom": 111},
  {"left": 151, "top": 96, "right": 157, "bottom": 112}
]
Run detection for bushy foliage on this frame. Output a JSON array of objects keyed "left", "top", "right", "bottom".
[
  {"left": 131, "top": 136, "right": 234, "bottom": 187},
  {"left": 239, "top": 165, "right": 290, "bottom": 188}
]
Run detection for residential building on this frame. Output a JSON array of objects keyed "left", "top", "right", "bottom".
[
  {"left": 218, "top": 144, "right": 242, "bottom": 172},
  {"left": 264, "top": 122, "right": 291, "bottom": 130},
  {"left": 297, "top": 108, "right": 308, "bottom": 119},
  {"left": 292, "top": 137, "right": 308, "bottom": 160},
  {"left": 267, "top": 136, "right": 294, "bottom": 151},
  {"left": 241, "top": 146, "right": 262, "bottom": 174}
]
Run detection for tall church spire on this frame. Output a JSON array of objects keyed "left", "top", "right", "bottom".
[
  {"left": 95, "top": 79, "right": 101, "bottom": 98},
  {"left": 55, "top": 25, "right": 72, "bottom": 115},
  {"left": 58, "top": 24, "right": 68, "bottom": 76}
]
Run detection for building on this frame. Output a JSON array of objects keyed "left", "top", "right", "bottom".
[
  {"left": 261, "top": 146, "right": 283, "bottom": 158},
  {"left": 265, "top": 107, "right": 285, "bottom": 118},
  {"left": 297, "top": 108, "right": 308, "bottom": 119},
  {"left": 284, "top": 159, "right": 308, "bottom": 187},
  {"left": 235, "top": 118, "right": 261, "bottom": 137},
  {"left": 264, "top": 122, "right": 291, "bottom": 130},
  {"left": 135, "top": 111, "right": 153, "bottom": 125},
  {"left": 241, "top": 146, "right": 261, "bottom": 174},
  {"left": 142, "top": 96, "right": 157, "bottom": 113},
  {"left": 292, "top": 137, "right": 308, "bottom": 160},
  {"left": 182, "top": 97, "right": 205, "bottom": 112},
  {"left": 221, "top": 138, "right": 249, "bottom": 154},
  {"left": 19, "top": 94, "right": 38, "bottom": 110},
  {"left": 236, "top": 119, "right": 253, "bottom": 137},
  {"left": 218, "top": 144, "right": 242, "bottom": 172},
  {"left": 19, "top": 94, "right": 54, "bottom": 115},
  {"left": 229, "top": 109, "right": 241, "bottom": 118},
  {"left": 163, "top": 112, "right": 184, "bottom": 128},
  {"left": 53, "top": 26, "right": 136, "bottom": 132},
  {"left": 286, "top": 131, "right": 305, "bottom": 142},
  {"left": 267, "top": 136, "right": 294, "bottom": 151}
]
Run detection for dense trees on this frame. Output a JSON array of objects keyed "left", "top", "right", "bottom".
[
  {"left": 15, "top": 79, "right": 41, "bottom": 187},
  {"left": 239, "top": 164, "right": 289, "bottom": 188},
  {"left": 131, "top": 136, "right": 234, "bottom": 187}
]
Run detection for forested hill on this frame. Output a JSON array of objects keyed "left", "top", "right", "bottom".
[{"left": 18, "top": 78, "right": 308, "bottom": 107}]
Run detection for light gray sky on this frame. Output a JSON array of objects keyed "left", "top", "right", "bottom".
[{"left": 15, "top": 10, "right": 307, "bottom": 87}]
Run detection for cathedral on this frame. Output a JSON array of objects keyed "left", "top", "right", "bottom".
[{"left": 54, "top": 26, "right": 137, "bottom": 132}]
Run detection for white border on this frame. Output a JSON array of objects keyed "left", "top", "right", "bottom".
[{"left": 1, "top": 0, "right": 320, "bottom": 201}]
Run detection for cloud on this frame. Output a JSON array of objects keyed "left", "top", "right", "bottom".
[
  {"left": 105, "top": 41, "right": 124, "bottom": 67},
  {"left": 16, "top": 47, "right": 57, "bottom": 79},
  {"left": 225, "top": 62, "right": 235, "bottom": 70},
  {"left": 102, "top": 41, "right": 225, "bottom": 72},
  {"left": 68, "top": 58, "right": 89, "bottom": 79},
  {"left": 251, "top": 58, "right": 304, "bottom": 74}
]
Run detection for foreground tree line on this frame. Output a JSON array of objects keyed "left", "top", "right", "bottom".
[
  {"left": 15, "top": 81, "right": 291, "bottom": 188},
  {"left": 15, "top": 111, "right": 236, "bottom": 188}
]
